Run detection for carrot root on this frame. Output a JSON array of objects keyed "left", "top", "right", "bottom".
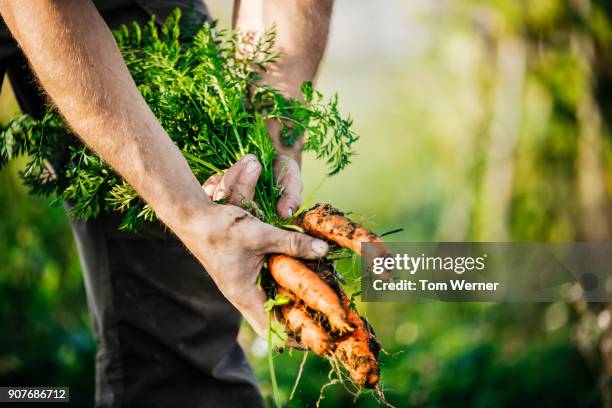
[
  {"left": 276, "top": 287, "right": 333, "bottom": 356},
  {"left": 295, "top": 203, "right": 386, "bottom": 255},
  {"left": 267, "top": 204, "right": 384, "bottom": 389},
  {"left": 273, "top": 259, "right": 381, "bottom": 388},
  {"left": 282, "top": 306, "right": 332, "bottom": 356},
  {"left": 268, "top": 254, "right": 351, "bottom": 333},
  {"left": 333, "top": 295, "right": 381, "bottom": 388}
]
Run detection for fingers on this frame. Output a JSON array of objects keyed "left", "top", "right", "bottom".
[
  {"left": 231, "top": 155, "right": 261, "bottom": 205},
  {"left": 274, "top": 155, "right": 302, "bottom": 217},
  {"left": 212, "top": 159, "right": 241, "bottom": 201},
  {"left": 260, "top": 225, "right": 329, "bottom": 259},
  {"left": 204, "top": 153, "right": 300, "bottom": 216},
  {"left": 203, "top": 173, "right": 222, "bottom": 197},
  {"left": 203, "top": 154, "right": 261, "bottom": 207}
]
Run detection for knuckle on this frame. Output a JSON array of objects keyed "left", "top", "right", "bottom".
[{"left": 288, "top": 232, "right": 302, "bottom": 255}]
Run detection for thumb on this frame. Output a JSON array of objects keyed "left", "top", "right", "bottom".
[{"left": 263, "top": 227, "right": 329, "bottom": 259}]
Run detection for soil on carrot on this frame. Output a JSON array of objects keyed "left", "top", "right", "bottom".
[
  {"left": 266, "top": 205, "right": 387, "bottom": 396},
  {"left": 296, "top": 204, "right": 385, "bottom": 255}
]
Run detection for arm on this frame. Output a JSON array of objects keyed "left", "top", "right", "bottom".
[
  {"left": 0, "top": 0, "right": 203, "bottom": 226},
  {"left": 231, "top": 0, "right": 334, "bottom": 217},
  {"left": 0, "top": 0, "right": 328, "bottom": 336}
]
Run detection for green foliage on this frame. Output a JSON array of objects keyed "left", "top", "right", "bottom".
[
  {"left": 0, "top": 160, "right": 95, "bottom": 406},
  {"left": 0, "top": 10, "right": 358, "bottom": 230}
]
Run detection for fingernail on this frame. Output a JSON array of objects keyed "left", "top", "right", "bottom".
[
  {"left": 246, "top": 160, "right": 259, "bottom": 174},
  {"left": 311, "top": 240, "right": 328, "bottom": 256},
  {"left": 287, "top": 207, "right": 293, "bottom": 217}
]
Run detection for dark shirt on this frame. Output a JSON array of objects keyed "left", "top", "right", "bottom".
[{"left": 0, "top": 0, "right": 210, "bottom": 59}]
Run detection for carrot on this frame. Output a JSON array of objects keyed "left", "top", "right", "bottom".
[
  {"left": 280, "top": 305, "right": 332, "bottom": 356},
  {"left": 275, "top": 287, "right": 332, "bottom": 355},
  {"left": 277, "top": 259, "right": 381, "bottom": 388},
  {"left": 333, "top": 294, "right": 380, "bottom": 388},
  {"left": 295, "top": 204, "right": 385, "bottom": 255},
  {"left": 305, "top": 260, "right": 380, "bottom": 388},
  {"left": 267, "top": 208, "right": 384, "bottom": 389},
  {"left": 268, "top": 254, "right": 351, "bottom": 333}
]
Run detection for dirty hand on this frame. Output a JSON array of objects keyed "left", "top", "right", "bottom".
[
  {"left": 202, "top": 144, "right": 303, "bottom": 218},
  {"left": 269, "top": 118, "right": 304, "bottom": 218},
  {"left": 190, "top": 155, "right": 326, "bottom": 337},
  {"left": 202, "top": 154, "right": 263, "bottom": 208},
  {"left": 176, "top": 201, "right": 328, "bottom": 337}
]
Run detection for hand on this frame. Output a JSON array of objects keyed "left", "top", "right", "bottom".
[
  {"left": 267, "top": 119, "right": 303, "bottom": 218},
  {"left": 174, "top": 201, "right": 329, "bottom": 337},
  {"left": 274, "top": 153, "right": 302, "bottom": 217},
  {"left": 202, "top": 154, "right": 262, "bottom": 208},
  {"left": 201, "top": 145, "right": 303, "bottom": 218},
  {"left": 194, "top": 154, "right": 328, "bottom": 336}
]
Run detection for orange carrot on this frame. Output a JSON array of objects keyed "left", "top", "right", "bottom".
[
  {"left": 276, "top": 287, "right": 332, "bottom": 356},
  {"left": 268, "top": 254, "right": 351, "bottom": 333},
  {"left": 333, "top": 294, "right": 380, "bottom": 388},
  {"left": 303, "top": 259, "right": 380, "bottom": 388},
  {"left": 280, "top": 305, "right": 332, "bottom": 356},
  {"left": 296, "top": 204, "right": 385, "bottom": 255},
  {"left": 274, "top": 260, "right": 381, "bottom": 388},
  {"left": 267, "top": 206, "right": 384, "bottom": 388}
]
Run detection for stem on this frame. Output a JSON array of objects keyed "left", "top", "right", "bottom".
[
  {"left": 267, "top": 312, "right": 282, "bottom": 408},
  {"left": 182, "top": 150, "right": 224, "bottom": 174},
  {"left": 268, "top": 114, "right": 310, "bottom": 131},
  {"left": 215, "top": 79, "right": 246, "bottom": 156},
  {"left": 255, "top": 188, "right": 274, "bottom": 222},
  {"left": 231, "top": 125, "right": 245, "bottom": 156},
  {"left": 290, "top": 352, "right": 309, "bottom": 400}
]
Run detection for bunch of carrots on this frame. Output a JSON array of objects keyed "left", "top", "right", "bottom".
[{"left": 267, "top": 203, "right": 386, "bottom": 390}]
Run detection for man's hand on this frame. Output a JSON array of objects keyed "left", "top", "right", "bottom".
[
  {"left": 200, "top": 154, "right": 324, "bottom": 335},
  {"left": 203, "top": 154, "right": 262, "bottom": 207},
  {"left": 203, "top": 147, "right": 303, "bottom": 219},
  {"left": 188, "top": 155, "right": 328, "bottom": 336},
  {"left": 274, "top": 153, "right": 302, "bottom": 217},
  {"left": 268, "top": 119, "right": 304, "bottom": 218},
  {"left": 179, "top": 204, "right": 328, "bottom": 337}
]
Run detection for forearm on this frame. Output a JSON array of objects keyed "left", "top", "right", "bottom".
[
  {"left": 0, "top": 0, "right": 209, "bottom": 230},
  {"left": 234, "top": 0, "right": 333, "bottom": 97},
  {"left": 233, "top": 0, "right": 334, "bottom": 157}
]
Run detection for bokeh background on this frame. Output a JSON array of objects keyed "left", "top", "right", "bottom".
[{"left": 1, "top": 0, "right": 612, "bottom": 406}]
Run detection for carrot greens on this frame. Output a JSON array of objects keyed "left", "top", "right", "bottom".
[{"left": 0, "top": 9, "right": 358, "bottom": 230}]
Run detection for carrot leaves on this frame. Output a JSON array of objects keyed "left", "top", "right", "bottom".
[{"left": 0, "top": 9, "right": 358, "bottom": 229}]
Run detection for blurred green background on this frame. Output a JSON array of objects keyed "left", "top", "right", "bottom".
[{"left": 2, "top": 0, "right": 612, "bottom": 406}]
